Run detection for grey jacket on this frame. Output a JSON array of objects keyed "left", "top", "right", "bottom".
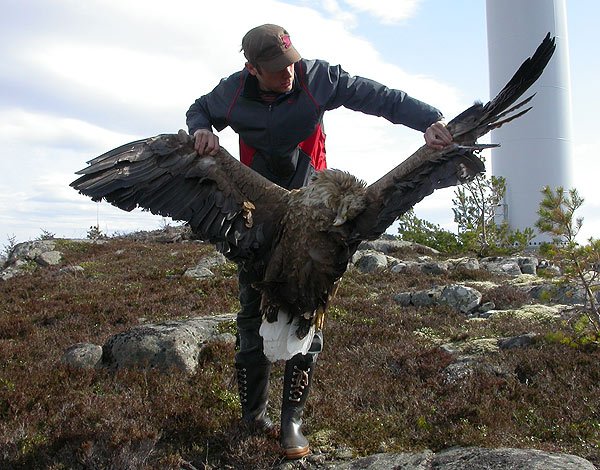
[{"left": 186, "top": 59, "right": 443, "bottom": 187}]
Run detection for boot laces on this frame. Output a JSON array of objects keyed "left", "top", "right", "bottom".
[
  {"left": 289, "top": 365, "right": 310, "bottom": 402},
  {"left": 237, "top": 367, "right": 248, "bottom": 403}
]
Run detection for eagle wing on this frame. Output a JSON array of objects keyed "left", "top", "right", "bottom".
[
  {"left": 350, "top": 33, "right": 556, "bottom": 241},
  {"left": 71, "top": 130, "right": 288, "bottom": 263}
]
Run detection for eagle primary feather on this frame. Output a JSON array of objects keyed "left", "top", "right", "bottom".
[{"left": 72, "top": 34, "right": 555, "bottom": 345}]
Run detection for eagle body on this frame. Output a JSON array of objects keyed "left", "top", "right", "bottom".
[
  {"left": 259, "top": 170, "right": 367, "bottom": 336},
  {"left": 72, "top": 35, "right": 556, "bottom": 350}
]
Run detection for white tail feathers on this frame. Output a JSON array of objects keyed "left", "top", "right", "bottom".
[{"left": 259, "top": 310, "right": 316, "bottom": 362}]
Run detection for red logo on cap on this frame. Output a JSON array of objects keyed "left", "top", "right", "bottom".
[{"left": 281, "top": 34, "right": 292, "bottom": 49}]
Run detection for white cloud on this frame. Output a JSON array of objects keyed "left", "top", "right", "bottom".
[
  {"left": 342, "top": 0, "right": 421, "bottom": 24},
  {"left": 0, "top": 0, "right": 469, "bottom": 245}
]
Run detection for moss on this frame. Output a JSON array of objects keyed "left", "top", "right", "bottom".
[{"left": 496, "top": 304, "right": 563, "bottom": 322}]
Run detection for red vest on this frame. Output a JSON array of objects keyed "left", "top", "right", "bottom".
[{"left": 239, "top": 123, "right": 327, "bottom": 171}]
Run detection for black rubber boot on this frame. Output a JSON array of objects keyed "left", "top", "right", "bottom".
[
  {"left": 280, "top": 353, "right": 315, "bottom": 459},
  {"left": 236, "top": 362, "right": 277, "bottom": 437}
]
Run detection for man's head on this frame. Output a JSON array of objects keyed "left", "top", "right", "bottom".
[
  {"left": 242, "top": 24, "right": 301, "bottom": 72},
  {"left": 242, "top": 24, "right": 301, "bottom": 93}
]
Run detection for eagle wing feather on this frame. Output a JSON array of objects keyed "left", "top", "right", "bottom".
[
  {"left": 71, "top": 130, "right": 288, "bottom": 263},
  {"left": 350, "top": 33, "right": 556, "bottom": 242}
]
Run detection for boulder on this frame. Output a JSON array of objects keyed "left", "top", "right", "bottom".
[
  {"left": 183, "top": 252, "right": 228, "bottom": 279},
  {"left": 1, "top": 239, "right": 65, "bottom": 279},
  {"left": 358, "top": 239, "right": 440, "bottom": 256},
  {"left": 353, "top": 250, "right": 388, "bottom": 273},
  {"left": 396, "top": 285, "right": 482, "bottom": 314},
  {"left": 61, "top": 343, "right": 103, "bottom": 369},
  {"left": 499, "top": 333, "right": 537, "bottom": 350},
  {"left": 528, "top": 283, "right": 588, "bottom": 305},
  {"left": 518, "top": 256, "right": 539, "bottom": 275},
  {"left": 101, "top": 314, "right": 235, "bottom": 374},
  {"left": 411, "top": 287, "right": 442, "bottom": 307},
  {"left": 448, "top": 257, "right": 480, "bottom": 271},
  {"left": 36, "top": 250, "right": 63, "bottom": 267},
  {"left": 420, "top": 260, "right": 449, "bottom": 275},
  {"left": 8, "top": 240, "right": 57, "bottom": 264},
  {"left": 440, "top": 284, "right": 482, "bottom": 313},
  {"left": 390, "top": 261, "right": 421, "bottom": 274},
  {"left": 1, "top": 265, "right": 24, "bottom": 281},
  {"left": 329, "top": 451, "right": 434, "bottom": 469},
  {"left": 480, "top": 257, "right": 523, "bottom": 276},
  {"left": 301, "top": 447, "right": 597, "bottom": 470},
  {"left": 430, "top": 446, "right": 596, "bottom": 470}
]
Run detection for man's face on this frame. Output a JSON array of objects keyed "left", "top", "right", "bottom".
[{"left": 246, "top": 63, "right": 295, "bottom": 94}]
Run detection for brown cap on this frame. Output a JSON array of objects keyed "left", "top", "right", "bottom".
[{"left": 242, "top": 24, "right": 301, "bottom": 72}]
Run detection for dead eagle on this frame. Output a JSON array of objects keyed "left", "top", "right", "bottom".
[{"left": 72, "top": 34, "right": 555, "bottom": 341}]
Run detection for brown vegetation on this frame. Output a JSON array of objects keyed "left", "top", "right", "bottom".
[{"left": 0, "top": 237, "right": 599, "bottom": 469}]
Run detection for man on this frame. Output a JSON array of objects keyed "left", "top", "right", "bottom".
[{"left": 186, "top": 24, "right": 452, "bottom": 459}]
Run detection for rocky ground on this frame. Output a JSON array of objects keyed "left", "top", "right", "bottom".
[{"left": 1, "top": 231, "right": 598, "bottom": 469}]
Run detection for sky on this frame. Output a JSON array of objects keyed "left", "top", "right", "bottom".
[{"left": 1, "top": 0, "right": 599, "bottom": 248}]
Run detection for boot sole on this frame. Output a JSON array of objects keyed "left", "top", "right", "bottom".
[{"left": 284, "top": 445, "right": 310, "bottom": 460}]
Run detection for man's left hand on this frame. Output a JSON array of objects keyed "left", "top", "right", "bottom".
[{"left": 424, "top": 120, "right": 453, "bottom": 150}]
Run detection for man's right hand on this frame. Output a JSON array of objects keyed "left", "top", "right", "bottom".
[{"left": 193, "top": 129, "right": 220, "bottom": 156}]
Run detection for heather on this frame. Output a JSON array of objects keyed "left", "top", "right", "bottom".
[{"left": 1, "top": 235, "right": 599, "bottom": 469}]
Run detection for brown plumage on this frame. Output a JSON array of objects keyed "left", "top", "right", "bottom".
[{"left": 72, "top": 34, "right": 555, "bottom": 338}]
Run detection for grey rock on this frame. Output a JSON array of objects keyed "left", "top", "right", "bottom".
[
  {"left": 411, "top": 287, "right": 442, "bottom": 307},
  {"left": 518, "top": 256, "right": 539, "bottom": 275},
  {"left": 442, "top": 356, "right": 479, "bottom": 384},
  {"left": 440, "top": 284, "right": 482, "bottom": 313},
  {"left": 354, "top": 250, "right": 388, "bottom": 273},
  {"left": 60, "top": 265, "right": 85, "bottom": 275},
  {"left": 62, "top": 343, "right": 103, "bottom": 369},
  {"left": 1, "top": 266, "right": 23, "bottom": 281},
  {"left": 358, "top": 239, "right": 440, "bottom": 256},
  {"left": 538, "top": 261, "right": 561, "bottom": 276},
  {"left": 421, "top": 261, "right": 449, "bottom": 275},
  {"left": 499, "top": 333, "right": 537, "bottom": 350},
  {"left": 1, "top": 239, "right": 66, "bottom": 279},
  {"left": 183, "top": 253, "right": 228, "bottom": 279},
  {"left": 281, "top": 447, "right": 597, "bottom": 470},
  {"left": 183, "top": 266, "right": 215, "bottom": 279},
  {"left": 330, "top": 451, "right": 434, "bottom": 469},
  {"left": 449, "top": 257, "right": 480, "bottom": 271},
  {"left": 528, "top": 283, "right": 588, "bottom": 305},
  {"left": 196, "top": 252, "right": 227, "bottom": 269},
  {"left": 394, "top": 285, "right": 482, "bottom": 314},
  {"left": 479, "top": 301, "right": 496, "bottom": 314},
  {"left": 101, "top": 314, "right": 235, "bottom": 373},
  {"left": 36, "top": 250, "right": 62, "bottom": 266},
  {"left": 431, "top": 446, "right": 596, "bottom": 470},
  {"left": 8, "top": 240, "right": 56, "bottom": 264},
  {"left": 480, "top": 257, "right": 523, "bottom": 276},
  {"left": 393, "top": 292, "right": 413, "bottom": 307},
  {"left": 390, "top": 261, "right": 420, "bottom": 274}
]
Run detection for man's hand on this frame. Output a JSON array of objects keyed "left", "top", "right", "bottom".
[
  {"left": 193, "top": 128, "right": 220, "bottom": 156},
  {"left": 424, "top": 120, "right": 453, "bottom": 150}
]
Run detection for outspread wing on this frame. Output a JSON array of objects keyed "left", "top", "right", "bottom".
[
  {"left": 350, "top": 33, "right": 556, "bottom": 241},
  {"left": 71, "top": 130, "right": 288, "bottom": 263}
]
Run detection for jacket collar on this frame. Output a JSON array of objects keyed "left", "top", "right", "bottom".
[{"left": 241, "top": 67, "right": 300, "bottom": 102}]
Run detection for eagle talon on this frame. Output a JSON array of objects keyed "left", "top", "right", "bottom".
[
  {"left": 296, "top": 318, "right": 312, "bottom": 339},
  {"left": 264, "top": 306, "right": 279, "bottom": 323}
]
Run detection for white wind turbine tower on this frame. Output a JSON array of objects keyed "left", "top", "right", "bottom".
[{"left": 486, "top": 0, "right": 574, "bottom": 246}]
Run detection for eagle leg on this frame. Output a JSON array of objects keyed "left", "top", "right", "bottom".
[
  {"left": 264, "top": 304, "right": 280, "bottom": 323},
  {"left": 296, "top": 317, "right": 312, "bottom": 340}
]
